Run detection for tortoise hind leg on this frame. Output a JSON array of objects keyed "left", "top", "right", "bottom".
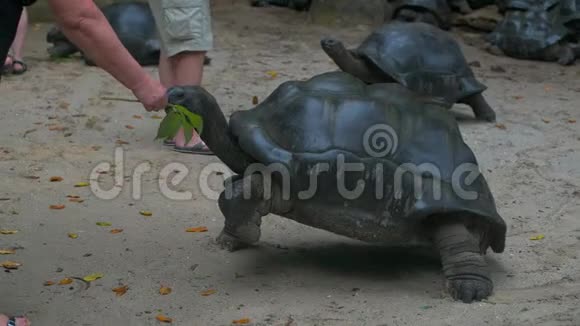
[
  {"left": 433, "top": 221, "right": 493, "bottom": 303},
  {"left": 461, "top": 93, "right": 496, "bottom": 122},
  {"left": 216, "top": 174, "right": 269, "bottom": 252}
]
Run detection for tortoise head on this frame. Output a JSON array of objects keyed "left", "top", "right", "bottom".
[{"left": 167, "top": 86, "right": 217, "bottom": 126}]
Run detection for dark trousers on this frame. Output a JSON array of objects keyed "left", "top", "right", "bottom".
[{"left": 0, "top": 0, "right": 24, "bottom": 79}]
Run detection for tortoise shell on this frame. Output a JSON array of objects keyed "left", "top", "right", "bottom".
[
  {"left": 352, "top": 22, "right": 487, "bottom": 105},
  {"left": 392, "top": 0, "right": 453, "bottom": 29},
  {"left": 487, "top": 6, "right": 569, "bottom": 58},
  {"left": 228, "top": 71, "right": 506, "bottom": 250}
]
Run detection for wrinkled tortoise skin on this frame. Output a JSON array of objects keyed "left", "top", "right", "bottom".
[{"left": 391, "top": 0, "right": 453, "bottom": 29}]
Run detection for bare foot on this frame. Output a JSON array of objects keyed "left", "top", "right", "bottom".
[{"left": 0, "top": 314, "right": 30, "bottom": 326}]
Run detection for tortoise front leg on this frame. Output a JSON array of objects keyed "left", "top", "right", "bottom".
[
  {"left": 461, "top": 93, "right": 496, "bottom": 122},
  {"left": 433, "top": 222, "right": 493, "bottom": 303},
  {"left": 216, "top": 174, "right": 269, "bottom": 252}
]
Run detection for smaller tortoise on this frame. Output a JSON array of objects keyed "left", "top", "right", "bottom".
[
  {"left": 486, "top": 6, "right": 579, "bottom": 65},
  {"left": 320, "top": 22, "right": 497, "bottom": 122},
  {"left": 390, "top": 0, "right": 453, "bottom": 30},
  {"left": 166, "top": 71, "right": 506, "bottom": 303}
]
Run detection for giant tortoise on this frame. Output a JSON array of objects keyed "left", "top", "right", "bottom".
[{"left": 165, "top": 71, "right": 507, "bottom": 303}]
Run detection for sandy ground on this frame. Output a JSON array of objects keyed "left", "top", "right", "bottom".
[{"left": 1, "top": 2, "right": 580, "bottom": 326}]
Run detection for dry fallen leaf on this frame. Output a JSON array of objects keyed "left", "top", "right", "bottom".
[
  {"left": 112, "top": 285, "right": 129, "bottom": 296},
  {"left": 232, "top": 318, "right": 251, "bottom": 325},
  {"left": 200, "top": 289, "right": 216, "bottom": 296},
  {"left": 266, "top": 70, "right": 278, "bottom": 79},
  {"left": 568, "top": 118, "right": 577, "bottom": 123},
  {"left": 159, "top": 286, "right": 172, "bottom": 295},
  {"left": 59, "top": 101, "right": 70, "bottom": 109},
  {"left": 74, "top": 182, "right": 90, "bottom": 187},
  {"left": 58, "top": 278, "right": 73, "bottom": 285},
  {"left": 156, "top": 314, "right": 172, "bottom": 323},
  {"left": 0, "top": 249, "right": 16, "bottom": 255},
  {"left": 66, "top": 195, "right": 80, "bottom": 199},
  {"left": 139, "top": 210, "right": 153, "bottom": 217},
  {"left": 133, "top": 115, "right": 143, "bottom": 119},
  {"left": 542, "top": 118, "right": 551, "bottom": 123},
  {"left": 50, "top": 204, "right": 66, "bottom": 210},
  {"left": 252, "top": 96, "right": 259, "bottom": 105},
  {"left": 110, "top": 229, "right": 124, "bottom": 234},
  {"left": 115, "top": 140, "right": 130, "bottom": 145},
  {"left": 44, "top": 281, "right": 55, "bottom": 286},
  {"left": 83, "top": 273, "right": 104, "bottom": 282},
  {"left": 1, "top": 261, "right": 22, "bottom": 269},
  {"left": 125, "top": 125, "right": 135, "bottom": 130},
  {"left": 96, "top": 222, "right": 112, "bottom": 227},
  {"left": 495, "top": 123, "right": 506, "bottom": 130},
  {"left": 186, "top": 227, "right": 208, "bottom": 233},
  {"left": 151, "top": 114, "right": 163, "bottom": 119},
  {"left": 68, "top": 233, "right": 78, "bottom": 239},
  {"left": 50, "top": 176, "right": 64, "bottom": 182},
  {"left": 513, "top": 95, "right": 524, "bottom": 100},
  {"left": 544, "top": 85, "right": 553, "bottom": 92},
  {"left": 48, "top": 125, "right": 66, "bottom": 131},
  {"left": 530, "top": 234, "right": 545, "bottom": 241},
  {"left": 0, "top": 230, "right": 18, "bottom": 235},
  {"left": 68, "top": 198, "right": 84, "bottom": 203}
]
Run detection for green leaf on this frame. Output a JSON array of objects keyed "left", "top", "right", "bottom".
[
  {"left": 155, "top": 110, "right": 182, "bottom": 141},
  {"left": 155, "top": 104, "right": 203, "bottom": 142}
]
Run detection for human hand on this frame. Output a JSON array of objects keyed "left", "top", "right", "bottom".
[{"left": 132, "top": 77, "right": 168, "bottom": 111}]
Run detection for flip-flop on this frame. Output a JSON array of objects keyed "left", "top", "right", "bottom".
[
  {"left": 11, "top": 60, "right": 27, "bottom": 75},
  {"left": 173, "top": 142, "right": 214, "bottom": 155},
  {"left": 163, "top": 139, "right": 175, "bottom": 146}
]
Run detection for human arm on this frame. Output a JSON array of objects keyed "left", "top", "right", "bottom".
[{"left": 46, "top": 0, "right": 167, "bottom": 111}]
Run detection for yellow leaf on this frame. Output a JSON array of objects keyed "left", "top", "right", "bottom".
[
  {"left": 200, "top": 289, "right": 216, "bottom": 296},
  {"left": 50, "top": 176, "right": 63, "bottom": 182},
  {"left": 1, "top": 261, "right": 22, "bottom": 269},
  {"left": 50, "top": 204, "right": 66, "bottom": 210},
  {"left": 186, "top": 227, "right": 208, "bottom": 233},
  {"left": 110, "top": 229, "right": 124, "bottom": 234},
  {"left": 112, "top": 285, "right": 129, "bottom": 296},
  {"left": 0, "top": 249, "right": 15, "bottom": 255},
  {"left": 252, "top": 96, "right": 259, "bottom": 105},
  {"left": 83, "top": 273, "right": 104, "bottom": 282},
  {"left": 232, "top": 318, "right": 251, "bottom": 325},
  {"left": 151, "top": 115, "right": 163, "bottom": 120},
  {"left": 68, "top": 233, "right": 78, "bottom": 239},
  {"left": 156, "top": 314, "right": 173, "bottom": 323},
  {"left": 266, "top": 70, "right": 278, "bottom": 79},
  {"left": 133, "top": 115, "right": 143, "bottom": 119},
  {"left": 140, "top": 210, "right": 153, "bottom": 217},
  {"left": 44, "top": 281, "right": 55, "bottom": 286},
  {"left": 0, "top": 230, "right": 18, "bottom": 235},
  {"left": 530, "top": 234, "right": 545, "bottom": 241},
  {"left": 68, "top": 198, "right": 84, "bottom": 203},
  {"left": 58, "top": 278, "right": 73, "bottom": 285},
  {"left": 495, "top": 123, "right": 506, "bottom": 130},
  {"left": 66, "top": 195, "right": 80, "bottom": 198},
  {"left": 74, "top": 182, "right": 90, "bottom": 187},
  {"left": 159, "top": 286, "right": 172, "bottom": 295},
  {"left": 96, "top": 222, "right": 112, "bottom": 227},
  {"left": 568, "top": 118, "right": 577, "bottom": 123}
]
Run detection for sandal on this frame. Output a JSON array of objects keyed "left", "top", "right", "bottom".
[
  {"left": 163, "top": 139, "right": 175, "bottom": 147},
  {"left": 173, "top": 142, "right": 213, "bottom": 155},
  {"left": 11, "top": 60, "right": 27, "bottom": 75}
]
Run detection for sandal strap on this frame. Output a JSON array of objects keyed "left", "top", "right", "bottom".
[{"left": 12, "top": 60, "right": 26, "bottom": 68}]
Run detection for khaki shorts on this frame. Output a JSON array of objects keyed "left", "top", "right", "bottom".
[{"left": 148, "top": 0, "right": 214, "bottom": 57}]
